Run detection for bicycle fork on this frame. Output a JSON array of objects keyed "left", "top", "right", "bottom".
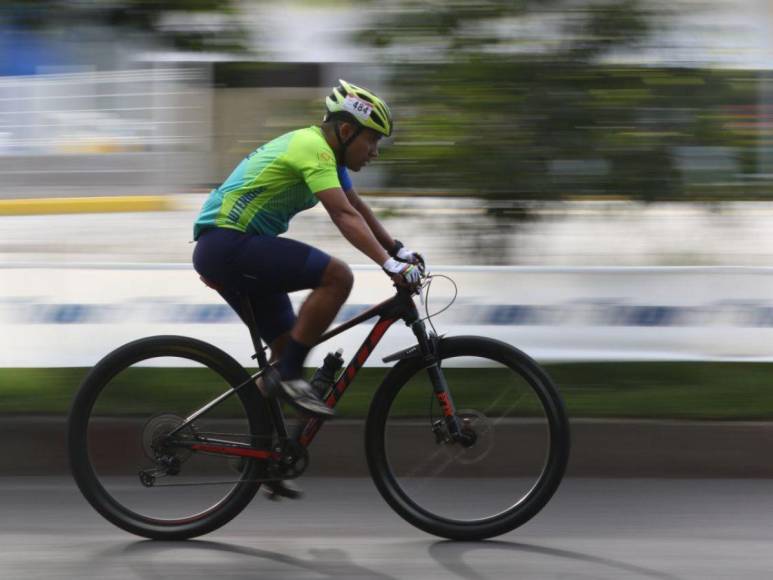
[{"left": 411, "top": 320, "right": 475, "bottom": 447}]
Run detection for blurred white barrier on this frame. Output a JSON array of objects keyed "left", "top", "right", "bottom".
[
  {"left": 0, "top": 66, "right": 211, "bottom": 190},
  {"left": 3, "top": 264, "right": 773, "bottom": 367}
]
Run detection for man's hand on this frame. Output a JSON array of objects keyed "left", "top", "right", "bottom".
[
  {"left": 390, "top": 239, "right": 424, "bottom": 266},
  {"left": 383, "top": 257, "right": 422, "bottom": 287},
  {"left": 396, "top": 246, "right": 425, "bottom": 266}
]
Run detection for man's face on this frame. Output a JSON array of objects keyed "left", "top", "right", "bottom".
[{"left": 342, "top": 125, "right": 382, "bottom": 171}]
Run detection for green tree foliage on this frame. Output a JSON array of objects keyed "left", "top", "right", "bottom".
[
  {"left": 359, "top": 0, "right": 649, "bottom": 60},
  {"left": 361, "top": 1, "right": 767, "bottom": 200},
  {"left": 106, "top": 0, "right": 248, "bottom": 52},
  {"left": 0, "top": 0, "right": 248, "bottom": 53}
]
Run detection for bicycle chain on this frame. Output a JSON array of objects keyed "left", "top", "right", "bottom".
[{"left": 139, "top": 434, "right": 308, "bottom": 488}]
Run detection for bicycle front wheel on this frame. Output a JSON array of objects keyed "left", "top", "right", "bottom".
[
  {"left": 68, "top": 335, "right": 272, "bottom": 540},
  {"left": 366, "top": 336, "right": 569, "bottom": 540}
]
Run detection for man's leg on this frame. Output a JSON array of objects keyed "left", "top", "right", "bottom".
[
  {"left": 277, "top": 257, "right": 353, "bottom": 380},
  {"left": 268, "top": 333, "right": 289, "bottom": 363},
  {"left": 263, "top": 258, "right": 353, "bottom": 495},
  {"left": 294, "top": 256, "right": 354, "bottom": 344},
  {"left": 259, "top": 264, "right": 350, "bottom": 499},
  {"left": 260, "top": 257, "right": 352, "bottom": 365},
  {"left": 214, "top": 234, "right": 348, "bottom": 416}
]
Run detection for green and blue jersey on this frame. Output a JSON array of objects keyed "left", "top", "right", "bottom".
[{"left": 194, "top": 126, "right": 349, "bottom": 239}]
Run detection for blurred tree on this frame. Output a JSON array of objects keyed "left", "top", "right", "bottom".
[
  {"left": 358, "top": 1, "right": 761, "bottom": 201},
  {"left": 0, "top": 0, "right": 248, "bottom": 53},
  {"left": 359, "top": 0, "right": 649, "bottom": 60},
  {"left": 105, "top": 0, "right": 249, "bottom": 52}
]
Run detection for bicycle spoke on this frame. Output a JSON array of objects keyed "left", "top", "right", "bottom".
[
  {"left": 382, "top": 355, "right": 554, "bottom": 522},
  {"left": 81, "top": 352, "right": 264, "bottom": 524}
]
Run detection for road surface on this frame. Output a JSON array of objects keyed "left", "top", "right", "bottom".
[{"left": 1, "top": 476, "right": 771, "bottom": 579}]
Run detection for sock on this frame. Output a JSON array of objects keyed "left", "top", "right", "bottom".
[{"left": 278, "top": 337, "right": 311, "bottom": 380}]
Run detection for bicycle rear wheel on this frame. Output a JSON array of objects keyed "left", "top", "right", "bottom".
[
  {"left": 68, "top": 335, "right": 272, "bottom": 540},
  {"left": 366, "top": 336, "right": 569, "bottom": 540}
]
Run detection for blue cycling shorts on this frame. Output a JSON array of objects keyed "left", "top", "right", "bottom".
[{"left": 192, "top": 227, "right": 332, "bottom": 344}]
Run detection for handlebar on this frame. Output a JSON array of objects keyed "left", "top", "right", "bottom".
[{"left": 392, "top": 257, "right": 428, "bottom": 296}]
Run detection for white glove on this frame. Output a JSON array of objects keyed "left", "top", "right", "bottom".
[
  {"left": 383, "top": 257, "right": 422, "bottom": 285},
  {"left": 391, "top": 239, "right": 424, "bottom": 266},
  {"left": 396, "top": 245, "right": 424, "bottom": 264}
]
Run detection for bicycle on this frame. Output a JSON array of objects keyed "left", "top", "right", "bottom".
[{"left": 68, "top": 268, "right": 570, "bottom": 541}]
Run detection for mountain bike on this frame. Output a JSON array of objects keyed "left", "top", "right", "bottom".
[{"left": 68, "top": 268, "right": 570, "bottom": 541}]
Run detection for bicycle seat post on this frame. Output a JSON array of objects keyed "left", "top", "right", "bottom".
[{"left": 239, "top": 293, "right": 269, "bottom": 369}]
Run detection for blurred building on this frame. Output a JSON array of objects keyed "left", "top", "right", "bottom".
[{"left": 0, "top": 3, "right": 213, "bottom": 196}]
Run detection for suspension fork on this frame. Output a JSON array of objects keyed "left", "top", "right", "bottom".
[{"left": 411, "top": 320, "right": 470, "bottom": 443}]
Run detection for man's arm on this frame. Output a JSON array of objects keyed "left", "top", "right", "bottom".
[
  {"left": 342, "top": 186, "right": 397, "bottom": 254},
  {"left": 316, "top": 187, "right": 391, "bottom": 265}
]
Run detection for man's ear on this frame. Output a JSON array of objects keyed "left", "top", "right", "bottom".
[{"left": 339, "top": 121, "right": 357, "bottom": 141}]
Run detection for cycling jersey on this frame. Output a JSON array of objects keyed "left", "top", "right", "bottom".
[{"left": 194, "top": 126, "right": 349, "bottom": 239}]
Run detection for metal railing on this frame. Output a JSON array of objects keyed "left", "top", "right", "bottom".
[{"left": 0, "top": 65, "right": 212, "bottom": 194}]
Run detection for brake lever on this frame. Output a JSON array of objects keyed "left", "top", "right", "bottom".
[{"left": 416, "top": 254, "right": 426, "bottom": 274}]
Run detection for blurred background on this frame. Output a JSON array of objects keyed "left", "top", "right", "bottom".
[
  {"left": 1, "top": 0, "right": 773, "bottom": 264},
  {"left": 3, "top": 0, "right": 773, "bottom": 473}
]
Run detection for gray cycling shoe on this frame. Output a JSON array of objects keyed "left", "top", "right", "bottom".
[
  {"left": 258, "top": 367, "right": 335, "bottom": 418},
  {"left": 263, "top": 479, "right": 303, "bottom": 501}
]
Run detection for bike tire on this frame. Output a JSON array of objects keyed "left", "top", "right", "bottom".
[
  {"left": 68, "top": 335, "right": 271, "bottom": 540},
  {"left": 365, "top": 335, "right": 570, "bottom": 541}
]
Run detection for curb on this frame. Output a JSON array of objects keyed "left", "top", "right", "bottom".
[
  {"left": 4, "top": 417, "right": 773, "bottom": 477},
  {"left": 0, "top": 195, "right": 176, "bottom": 216}
]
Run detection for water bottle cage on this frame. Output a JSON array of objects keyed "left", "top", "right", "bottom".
[{"left": 311, "top": 351, "right": 345, "bottom": 397}]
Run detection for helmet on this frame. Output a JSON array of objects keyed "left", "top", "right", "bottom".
[{"left": 324, "top": 79, "right": 393, "bottom": 137}]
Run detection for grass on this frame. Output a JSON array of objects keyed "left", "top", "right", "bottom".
[{"left": 2, "top": 362, "right": 773, "bottom": 420}]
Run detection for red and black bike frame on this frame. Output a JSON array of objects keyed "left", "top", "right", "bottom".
[
  {"left": 170, "top": 286, "right": 466, "bottom": 461},
  {"left": 289, "top": 286, "right": 466, "bottom": 449}
]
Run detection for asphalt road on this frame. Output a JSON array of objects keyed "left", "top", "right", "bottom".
[{"left": 1, "top": 476, "right": 772, "bottom": 579}]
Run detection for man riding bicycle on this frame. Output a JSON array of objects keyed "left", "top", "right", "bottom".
[{"left": 192, "top": 80, "right": 424, "bottom": 420}]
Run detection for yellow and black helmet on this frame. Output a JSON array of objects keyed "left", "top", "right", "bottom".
[{"left": 324, "top": 79, "right": 393, "bottom": 137}]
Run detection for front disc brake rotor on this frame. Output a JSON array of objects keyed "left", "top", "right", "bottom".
[{"left": 441, "top": 409, "right": 494, "bottom": 465}]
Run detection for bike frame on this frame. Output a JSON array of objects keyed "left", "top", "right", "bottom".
[{"left": 171, "top": 285, "right": 466, "bottom": 461}]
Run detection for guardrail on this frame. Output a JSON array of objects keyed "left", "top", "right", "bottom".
[{"left": 3, "top": 264, "right": 773, "bottom": 366}]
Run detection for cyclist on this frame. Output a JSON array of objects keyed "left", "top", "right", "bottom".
[{"left": 192, "top": 79, "right": 424, "bottom": 420}]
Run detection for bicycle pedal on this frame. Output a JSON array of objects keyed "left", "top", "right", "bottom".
[{"left": 262, "top": 480, "right": 303, "bottom": 501}]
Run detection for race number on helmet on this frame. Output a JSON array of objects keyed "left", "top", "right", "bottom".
[{"left": 324, "top": 79, "right": 393, "bottom": 137}]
